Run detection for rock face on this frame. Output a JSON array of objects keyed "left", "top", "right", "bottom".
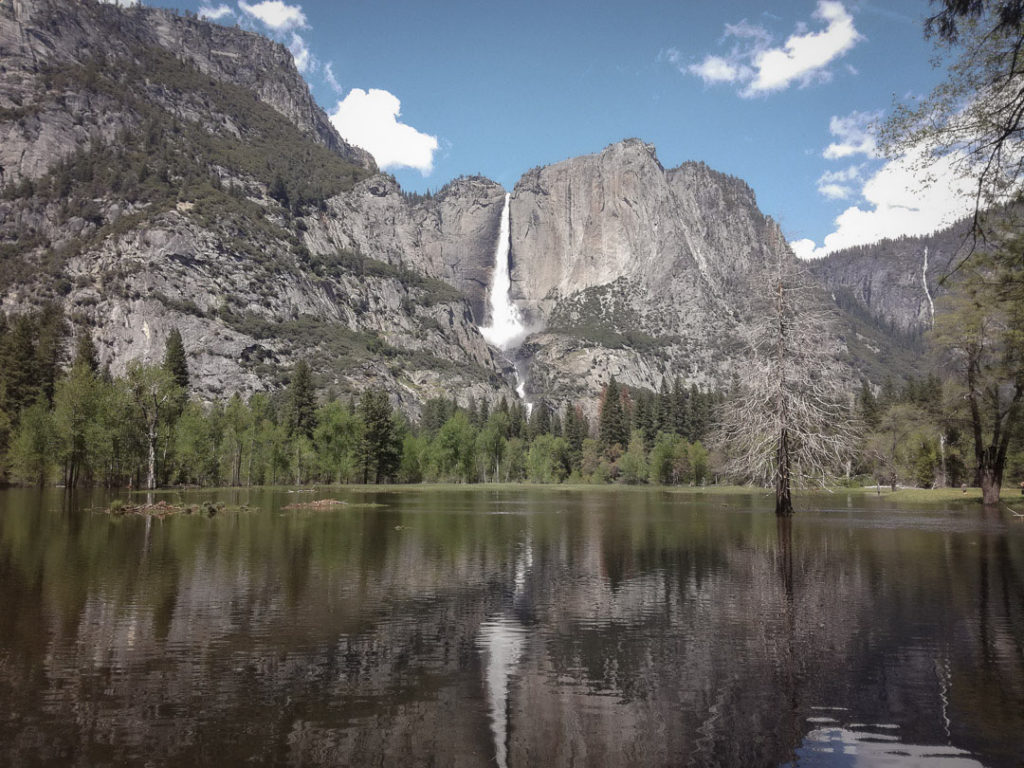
[
  {"left": 304, "top": 175, "right": 505, "bottom": 323},
  {"left": 0, "top": 0, "right": 516, "bottom": 413},
  {"left": 0, "top": 0, "right": 374, "bottom": 188},
  {"left": 809, "top": 225, "right": 969, "bottom": 336},
  {"left": 506, "top": 139, "right": 817, "bottom": 412},
  {"left": 0, "top": 2, "right": 875, "bottom": 418}
]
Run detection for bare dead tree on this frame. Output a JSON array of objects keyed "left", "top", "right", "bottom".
[{"left": 716, "top": 249, "right": 860, "bottom": 516}]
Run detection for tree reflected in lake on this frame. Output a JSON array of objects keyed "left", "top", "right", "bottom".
[{"left": 0, "top": 487, "right": 1021, "bottom": 766}]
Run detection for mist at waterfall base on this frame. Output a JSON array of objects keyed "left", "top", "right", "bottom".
[{"left": 479, "top": 193, "right": 530, "bottom": 403}]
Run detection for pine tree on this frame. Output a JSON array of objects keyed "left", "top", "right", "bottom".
[
  {"left": 528, "top": 401, "right": 551, "bottom": 439},
  {"left": 286, "top": 359, "right": 317, "bottom": 439},
  {"left": 564, "top": 405, "right": 588, "bottom": 473},
  {"left": 163, "top": 327, "right": 189, "bottom": 391},
  {"left": 655, "top": 377, "right": 674, "bottom": 435},
  {"left": 34, "top": 303, "right": 66, "bottom": 405},
  {"left": 74, "top": 330, "right": 99, "bottom": 374},
  {"left": 859, "top": 380, "right": 881, "bottom": 430},
  {"left": 672, "top": 376, "right": 689, "bottom": 437},
  {"left": 358, "top": 388, "right": 402, "bottom": 484},
  {"left": 599, "top": 377, "right": 628, "bottom": 449}
]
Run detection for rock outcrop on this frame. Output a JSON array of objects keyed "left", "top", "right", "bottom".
[
  {"left": 304, "top": 174, "right": 505, "bottom": 323},
  {"left": 0, "top": 2, "right": 887, "bottom": 418},
  {"left": 506, "top": 139, "right": 822, "bottom": 413},
  {"left": 0, "top": 0, "right": 515, "bottom": 413},
  {"left": 0, "top": 0, "right": 374, "bottom": 189},
  {"left": 809, "top": 224, "right": 970, "bottom": 336}
]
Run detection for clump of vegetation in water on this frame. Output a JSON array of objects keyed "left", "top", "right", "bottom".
[{"left": 103, "top": 499, "right": 247, "bottom": 518}]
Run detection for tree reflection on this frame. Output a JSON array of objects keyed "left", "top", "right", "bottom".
[{"left": 0, "top": 489, "right": 1021, "bottom": 766}]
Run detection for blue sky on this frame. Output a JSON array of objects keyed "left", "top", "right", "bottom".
[{"left": 138, "top": 0, "right": 973, "bottom": 257}]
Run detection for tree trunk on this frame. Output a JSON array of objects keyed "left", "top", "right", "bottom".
[
  {"left": 775, "top": 427, "right": 794, "bottom": 516},
  {"left": 146, "top": 422, "right": 157, "bottom": 490},
  {"left": 980, "top": 464, "right": 1002, "bottom": 505}
]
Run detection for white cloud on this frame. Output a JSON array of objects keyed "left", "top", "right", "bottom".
[
  {"left": 689, "top": 55, "right": 747, "bottom": 85},
  {"left": 748, "top": 1, "right": 861, "bottom": 94},
  {"left": 818, "top": 183, "right": 852, "bottom": 200},
  {"left": 237, "top": 0, "right": 307, "bottom": 31},
  {"left": 816, "top": 164, "right": 862, "bottom": 199},
  {"left": 288, "top": 32, "right": 313, "bottom": 73},
  {"left": 324, "top": 62, "right": 343, "bottom": 94},
  {"left": 329, "top": 89, "right": 439, "bottom": 175},
  {"left": 792, "top": 149, "right": 976, "bottom": 259},
  {"left": 823, "top": 110, "right": 880, "bottom": 159},
  {"left": 681, "top": 1, "right": 862, "bottom": 97},
  {"left": 199, "top": 4, "right": 233, "bottom": 20}
]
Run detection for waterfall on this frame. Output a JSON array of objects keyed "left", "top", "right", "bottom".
[
  {"left": 479, "top": 193, "right": 529, "bottom": 401},
  {"left": 922, "top": 246, "right": 935, "bottom": 325},
  {"left": 480, "top": 193, "right": 526, "bottom": 349}
]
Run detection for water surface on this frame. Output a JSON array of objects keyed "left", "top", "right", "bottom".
[{"left": 0, "top": 487, "right": 1021, "bottom": 766}]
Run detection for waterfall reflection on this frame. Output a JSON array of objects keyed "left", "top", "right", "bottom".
[{"left": 0, "top": 489, "right": 1022, "bottom": 766}]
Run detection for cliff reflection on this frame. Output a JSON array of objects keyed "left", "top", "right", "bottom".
[{"left": 0, "top": 488, "right": 1021, "bottom": 767}]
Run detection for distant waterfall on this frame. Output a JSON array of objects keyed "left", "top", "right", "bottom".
[
  {"left": 479, "top": 193, "right": 529, "bottom": 402},
  {"left": 922, "top": 246, "right": 935, "bottom": 325}
]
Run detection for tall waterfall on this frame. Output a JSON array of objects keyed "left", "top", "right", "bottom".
[
  {"left": 480, "top": 194, "right": 526, "bottom": 350},
  {"left": 479, "top": 193, "right": 528, "bottom": 401}
]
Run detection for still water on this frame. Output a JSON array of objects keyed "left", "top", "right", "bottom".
[{"left": 0, "top": 486, "right": 1021, "bottom": 767}]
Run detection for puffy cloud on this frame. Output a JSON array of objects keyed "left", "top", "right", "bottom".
[
  {"left": 329, "top": 89, "right": 438, "bottom": 175},
  {"left": 237, "top": 0, "right": 307, "bottom": 31},
  {"left": 688, "top": 55, "right": 748, "bottom": 85},
  {"left": 747, "top": 1, "right": 861, "bottom": 94},
  {"left": 816, "top": 164, "right": 862, "bottom": 199},
  {"left": 792, "top": 149, "right": 975, "bottom": 259},
  {"left": 682, "top": 1, "right": 861, "bottom": 97},
  {"left": 823, "top": 110, "right": 880, "bottom": 159},
  {"left": 198, "top": 4, "right": 233, "bottom": 20}
]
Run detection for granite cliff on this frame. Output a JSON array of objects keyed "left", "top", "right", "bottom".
[
  {"left": 505, "top": 140, "right": 834, "bottom": 412},
  {"left": 1, "top": 0, "right": 904, "bottom": 418},
  {"left": 0, "top": 0, "right": 514, "bottom": 413}
]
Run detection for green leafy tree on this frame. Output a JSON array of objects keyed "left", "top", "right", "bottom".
[
  {"left": 172, "top": 401, "right": 220, "bottom": 485},
  {"left": 434, "top": 411, "right": 477, "bottom": 482},
  {"left": 52, "top": 358, "right": 103, "bottom": 486},
  {"left": 527, "top": 434, "right": 570, "bottom": 483},
  {"left": 126, "top": 360, "right": 180, "bottom": 489},
  {"left": 9, "top": 396, "right": 55, "bottom": 486},
  {"left": 618, "top": 429, "right": 648, "bottom": 485},
  {"left": 882, "top": 0, "right": 1024, "bottom": 244},
  {"left": 649, "top": 432, "right": 683, "bottom": 485},
  {"left": 477, "top": 410, "right": 510, "bottom": 482},
  {"left": 313, "top": 400, "right": 362, "bottom": 483},
  {"left": 932, "top": 259, "right": 1024, "bottom": 502},
  {"left": 399, "top": 433, "right": 428, "bottom": 483},
  {"left": 220, "top": 393, "right": 250, "bottom": 486}
]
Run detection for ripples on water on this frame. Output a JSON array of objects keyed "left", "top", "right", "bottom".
[{"left": 0, "top": 487, "right": 1021, "bottom": 766}]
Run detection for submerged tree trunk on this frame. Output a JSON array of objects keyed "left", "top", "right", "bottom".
[
  {"left": 979, "top": 462, "right": 1003, "bottom": 506},
  {"left": 146, "top": 422, "right": 157, "bottom": 490},
  {"left": 776, "top": 427, "right": 793, "bottom": 516}
]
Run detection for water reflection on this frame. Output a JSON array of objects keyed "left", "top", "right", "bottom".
[{"left": 0, "top": 488, "right": 1021, "bottom": 766}]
